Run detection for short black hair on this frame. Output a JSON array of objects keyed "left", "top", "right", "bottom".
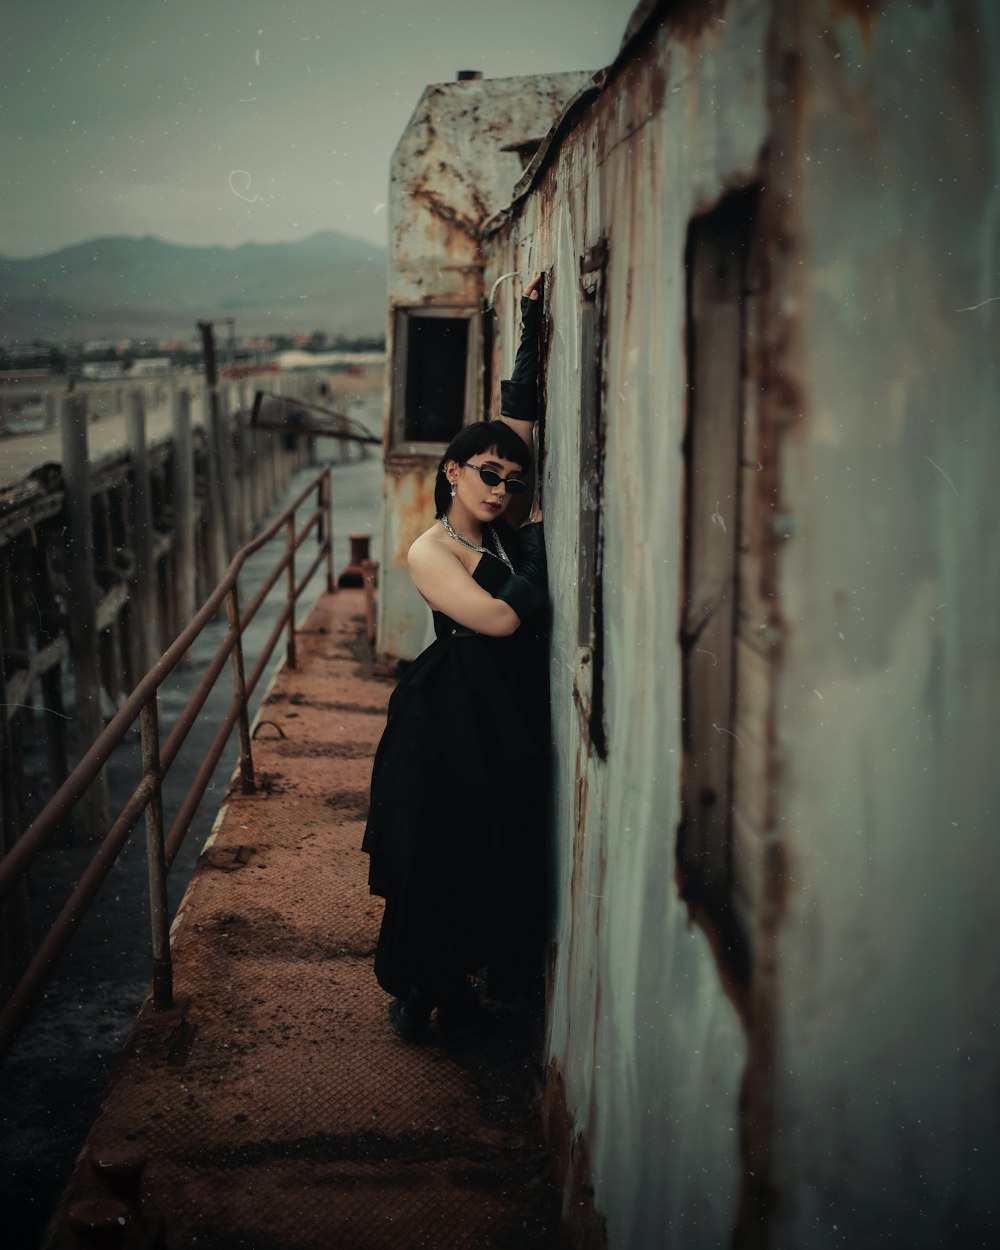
[{"left": 433, "top": 421, "right": 533, "bottom": 518}]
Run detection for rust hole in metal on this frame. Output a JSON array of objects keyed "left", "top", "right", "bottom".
[{"left": 677, "top": 186, "right": 763, "bottom": 1023}]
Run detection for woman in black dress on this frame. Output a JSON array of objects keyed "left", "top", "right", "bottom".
[{"left": 362, "top": 275, "right": 548, "bottom": 1042}]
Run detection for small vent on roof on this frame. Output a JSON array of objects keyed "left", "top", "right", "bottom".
[
  {"left": 500, "top": 138, "right": 544, "bottom": 169},
  {"left": 456, "top": 70, "right": 482, "bottom": 81}
]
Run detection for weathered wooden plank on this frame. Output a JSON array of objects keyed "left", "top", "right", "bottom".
[
  {"left": 126, "top": 391, "right": 159, "bottom": 679},
  {"left": 170, "top": 387, "right": 196, "bottom": 641},
  {"left": 59, "top": 392, "right": 110, "bottom": 840},
  {"left": 680, "top": 238, "right": 743, "bottom": 887}
]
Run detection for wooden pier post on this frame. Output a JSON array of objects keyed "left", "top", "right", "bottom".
[
  {"left": 60, "top": 392, "right": 110, "bottom": 841},
  {"left": 250, "top": 414, "right": 265, "bottom": 530},
  {"left": 32, "top": 529, "right": 70, "bottom": 807},
  {"left": 267, "top": 425, "right": 278, "bottom": 513},
  {"left": 171, "top": 387, "right": 197, "bottom": 644},
  {"left": 126, "top": 390, "right": 159, "bottom": 679},
  {"left": 282, "top": 377, "right": 294, "bottom": 494},
  {"left": 234, "top": 384, "right": 253, "bottom": 543},
  {"left": 198, "top": 321, "right": 231, "bottom": 578},
  {"left": 201, "top": 387, "right": 228, "bottom": 583},
  {"left": 271, "top": 376, "right": 285, "bottom": 500},
  {"left": 216, "top": 387, "right": 238, "bottom": 555},
  {"left": 0, "top": 612, "right": 30, "bottom": 996}
]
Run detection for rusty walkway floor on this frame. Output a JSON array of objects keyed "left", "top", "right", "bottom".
[{"left": 45, "top": 589, "right": 560, "bottom": 1250}]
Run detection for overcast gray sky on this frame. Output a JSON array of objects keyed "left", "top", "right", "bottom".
[{"left": 0, "top": 0, "right": 633, "bottom": 259}]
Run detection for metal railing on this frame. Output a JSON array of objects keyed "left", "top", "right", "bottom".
[{"left": 0, "top": 467, "right": 335, "bottom": 1058}]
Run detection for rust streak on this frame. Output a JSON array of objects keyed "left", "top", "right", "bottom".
[
  {"left": 541, "top": 1063, "right": 609, "bottom": 1250},
  {"left": 663, "top": 0, "right": 731, "bottom": 45},
  {"left": 831, "top": 0, "right": 878, "bottom": 53}
]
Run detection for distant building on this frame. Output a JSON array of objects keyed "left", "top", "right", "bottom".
[
  {"left": 129, "top": 357, "right": 172, "bottom": 377},
  {"left": 273, "top": 349, "right": 385, "bottom": 372},
  {"left": 81, "top": 360, "right": 126, "bottom": 380}
]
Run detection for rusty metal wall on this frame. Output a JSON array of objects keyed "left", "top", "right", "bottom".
[
  {"left": 475, "top": 0, "right": 1000, "bottom": 1247},
  {"left": 767, "top": 2, "right": 1000, "bottom": 1246},
  {"left": 378, "top": 72, "right": 593, "bottom": 662},
  {"left": 379, "top": 0, "right": 1000, "bottom": 1242},
  {"left": 484, "top": 3, "right": 773, "bottom": 1246}
]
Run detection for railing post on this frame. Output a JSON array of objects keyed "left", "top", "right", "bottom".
[
  {"left": 226, "top": 585, "right": 256, "bottom": 794},
  {"left": 139, "top": 703, "right": 173, "bottom": 1011},
  {"left": 320, "top": 470, "right": 335, "bottom": 594},
  {"left": 285, "top": 516, "right": 297, "bottom": 669}
]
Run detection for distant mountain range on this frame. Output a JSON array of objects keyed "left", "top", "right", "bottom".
[{"left": 0, "top": 231, "right": 387, "bottom": 343}]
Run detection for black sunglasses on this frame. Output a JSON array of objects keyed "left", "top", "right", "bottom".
[{"left": 458, "top": 461, "right": 528, "bottom": 495}]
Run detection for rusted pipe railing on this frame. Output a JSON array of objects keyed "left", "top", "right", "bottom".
[
  {"left": 0, "top": 467, "right": 335, "bottom": 1058},
  {"left": 226, "top": 582, "right": 255, "bottom": 796},
  {"left": 139, "top": 703, "right": 172, "bottom": 1011},
  {"left": 249, "top": 390, "right": 381, "bottom": 445},
  {"left": 285, "top": 516, "right": 297, "bottom": 670},
  {"left": 162, "top": 509, "right": 326, "bottom": 871}
]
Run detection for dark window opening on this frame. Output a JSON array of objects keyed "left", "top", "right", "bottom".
[
  {"left": 532, "top": 266, "right": 553, "bottom": 518},
  {"left": 577, "top": 242, "right": 608, "bottom": 760},
  {"left": 402, "top": 316, "right": 468, "bottom": 444},
  {"left": 678, "top": 188, "right": 761, "bottom": 1001}
]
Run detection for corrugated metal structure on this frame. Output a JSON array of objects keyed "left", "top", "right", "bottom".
[
  {"left": 377, "top": 69, "right": 593, "bottom": 661},
  {"left": 381, "top": 2, "right": 1000, "bottom": 1246}
]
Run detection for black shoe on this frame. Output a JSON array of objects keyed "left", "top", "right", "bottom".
[
  {"left": 436, "top": 988, "right": 502, "bottom": 1045},
  {"left": 388, "top": 990, "right": 431, "bottom": 1043}
]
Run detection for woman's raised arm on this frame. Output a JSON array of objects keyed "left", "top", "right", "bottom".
[{"left": 494, "top": 273, "right": 542, "bottom": 524}]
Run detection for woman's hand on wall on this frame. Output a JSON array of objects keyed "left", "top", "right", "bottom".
[
  {"left": 497, "top": 271, "right": 545, "bottom": 528},
  {"left": 523, "top": 272, "right": 542, "bottom": 303}
]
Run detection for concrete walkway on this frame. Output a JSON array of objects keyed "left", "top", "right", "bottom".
[{"left": 44, "top": 589, "right": 559, "bottom": 1249}]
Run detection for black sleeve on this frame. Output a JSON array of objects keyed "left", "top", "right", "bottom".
[
  {"left": 499, "top": 294, "right": 541, "bottom": 423},
  {"left": 493, "top": 522, "right": 547, "bottom": 623}
]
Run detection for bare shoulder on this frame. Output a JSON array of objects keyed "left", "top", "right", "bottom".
[
  {"left": 404, "top": 520, "right": 516, "bottom": 634},
  {"left": 408, "top": 524, "right": 451, "bottom": 572},
  {"left": 408, "top": 525, "right": 469, "bottom": 586}
]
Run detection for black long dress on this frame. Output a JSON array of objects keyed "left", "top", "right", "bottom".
[{"left": 362, "top": 520, "right": 549, "bottom": 1004}]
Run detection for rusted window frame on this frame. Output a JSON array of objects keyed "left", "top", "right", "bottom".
[
  {"left": 575, "top": 240, "right": 609, "bottom": 760},
  {"left": 389, "top": 305, "right": 481, "bottom": 457},
  {"left": 677, "top": 189, "right": 762, "bottom": 996}
]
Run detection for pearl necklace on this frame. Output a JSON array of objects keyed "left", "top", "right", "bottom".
[{"left": 441, "top": 515, "right": 514, "bottom": 574}]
